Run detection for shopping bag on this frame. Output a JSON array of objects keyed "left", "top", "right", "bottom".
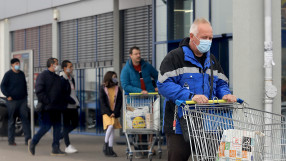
[{"left": 216, "top": 129, "right": 257, "bottom": 161}]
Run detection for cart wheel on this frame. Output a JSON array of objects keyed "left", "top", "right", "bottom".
[
  {"left": 129, "top": 153, "right": 133, "bottom": 161},
  {"left": 148, "top": 153, "right": 153, "bottom": 161},
  {"left": 126, "top": 148, "right": 129, "bottom": 159},
  {"left": 158, "top": 151, "right": 162, "bottom": 159}
]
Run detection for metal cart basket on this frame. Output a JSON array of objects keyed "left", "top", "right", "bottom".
[
  {"left": 175, "top": 99, "right": 286, "bottom": 161},
  {"left": 123, "top": 92, "right": 162, "bottom": 161}
]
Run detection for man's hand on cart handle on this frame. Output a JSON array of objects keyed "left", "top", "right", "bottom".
[
  {"left": 222, "top": 94, "right": 237, "bottom": 103},
  {"left": 141, "top": 90, "right": 148, "bottom": 94},
  {"left": 192, "top": 95, "right": 208, "bottom": 104},
  {"left": 111, "top": 113, "right": 115, "bottom": 117}
]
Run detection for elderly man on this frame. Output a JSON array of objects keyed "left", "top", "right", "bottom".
[{"left": 157, "top": 18, "right": 236, "bottom": 161}]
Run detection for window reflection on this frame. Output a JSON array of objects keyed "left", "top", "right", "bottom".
[{"left": 167, "top": 0, "right": 193, "bottom": 40}]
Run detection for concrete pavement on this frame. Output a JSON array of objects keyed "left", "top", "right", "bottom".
[{"left": 0, "top": 134, "right": 167, "bottom": 161}]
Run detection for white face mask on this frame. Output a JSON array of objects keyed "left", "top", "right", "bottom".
[
  {"left": 54, "top": 65, "right": 60, "bottom": 72},
  {"left": 66, "top": 68, "right": 71, "bottom": 73}
]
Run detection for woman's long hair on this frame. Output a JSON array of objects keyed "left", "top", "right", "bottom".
[{"left": 103, "top": 71, "right": 117, "bottom": 88}]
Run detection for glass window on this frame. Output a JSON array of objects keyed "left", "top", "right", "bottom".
[
  {"left": 211, "top": 0, "right": 233, "bottom": 35},
  {"left": 74, "top": 67, "right": 113, "bottom": 134},
  {"left": 156, "top": 0, "right": 167, "bottom": 42},
  {"left": 167, "top": 0, "right": 194, "bottom": 40},
  {"left": 156, "top": 43, "right": 167, "bottom": 69}
]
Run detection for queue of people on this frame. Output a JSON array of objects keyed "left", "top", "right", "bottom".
[{"left": 0, "top": 18, "right": 236, "bottom": 161}]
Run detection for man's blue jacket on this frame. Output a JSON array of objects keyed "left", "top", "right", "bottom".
[
  {"left": 121, "top": 58, "right": 158, "bottom": 93},
  {"left": 157, "top": 37, "right": 231, "bottom": 134}
]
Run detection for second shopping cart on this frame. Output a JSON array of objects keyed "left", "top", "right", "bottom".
[{"left": 123, "top": 92, "right": 162, "bottom": 161}]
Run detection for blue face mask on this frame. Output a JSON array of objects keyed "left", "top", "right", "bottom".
[
  {"left": 14, "top": 65, "right": 20, "bottom": 71},
  {"left": 112, "top": 78, "right": 118, "bottom": 84},
  {"left": 194, "top": 35, "right": 212, "bottom": 54}
]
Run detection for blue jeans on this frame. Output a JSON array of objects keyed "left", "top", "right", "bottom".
[
  {"left": 32, "top": 110, "right": 61, "bottom": 149},
  {"left": 6, "top": 98, "right": 31, "bottom": 143}
]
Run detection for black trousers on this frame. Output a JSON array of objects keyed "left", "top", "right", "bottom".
[
  {"left": 166, "top": 134, "right": 191, "bottom": 161},
  {"left": 62, "top": 108, "right": 79, "bottom": 147},
  {"left": 167, "top": 133, "right": 221, "bottom": 161}
]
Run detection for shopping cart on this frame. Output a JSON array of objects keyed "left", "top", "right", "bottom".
[
  {"left": 175, "top": 99, "right": 286, "bottom": 161},
  {"left": 123, "top": 92, "right": 162, "bottom": 161}
]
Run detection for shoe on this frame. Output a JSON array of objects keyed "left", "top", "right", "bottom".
[
  {"left": 8, "top": 142, "right": 16, "bottom": 146},
  {"left": 51, "top": 148, "right": 66, "bottom": 156},
  {"left": 65, "top": 145, "right": 78, "bottom": 154},
  {"left": 103, "top": 142, "right": 108, "bottom": 155},
  {"left": 28, "top": 139, "right": 35, "bottom": 156},
  {"left": 135, "top": 152, "right": 144, "bottom": 159},
  {"left": 106, "top": 147, "right": 117, "bottom": 157}
]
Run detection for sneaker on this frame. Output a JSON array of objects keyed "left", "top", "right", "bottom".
[
  {"left": 28, "top": 139, "right": 35, "bottom": 156},
  {"left": 65, "top": 145, "right": 78, "bottom": 154},
  {"left": 51, "top": 148, "right": 66, "bottom": 156}
]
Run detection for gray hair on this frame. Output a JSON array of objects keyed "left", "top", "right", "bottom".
[{"left": 189, "top": 18, "right": 211, "bottom": 36}]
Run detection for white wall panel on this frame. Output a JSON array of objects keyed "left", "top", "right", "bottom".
[
  {"left": 58, "top": 0, "right": 113, "bottom": 22},
  {"left": 4, "top": 0, "right": 27, "bottom": 19},
  {"left": 195, "top": 0, "right": 209, "bottom": 20},
  {"left": 27, "top": 0, "right": 52, "bottom": 12},
  {"left": 211, "top": 0, "right": 233, "bottom": 35},
  {"left": 9, "top": 9, "right": 53, "bottom": 31},
  {"left": 0, "top": 0, "right": 80, "bottom": 19},
  {"left": 233, "top": 0, "right": 281, "bottom": 113},
  {"left": 51, "top": 0, "right": 79, "bottom": 6}
]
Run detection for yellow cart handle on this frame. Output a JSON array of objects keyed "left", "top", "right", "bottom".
[
  {"left": 185, "top": 100, "right": 227, "bottom": 104},
  {"left": 128, "top": 92, "right": 159, "bottom": 96},
  {"left": 176, "top": 98, "right": 243, "bottom": 106}
]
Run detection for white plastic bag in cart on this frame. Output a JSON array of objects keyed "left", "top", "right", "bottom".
[
  {"left": 126, "top": 106, "right": 149, "bottom": 129},
  {"left": 217, "top": 129, "right": 257, "bottom": 161},
  {"left": 153, "top": 97, "right": 160, "bottom": 130}
]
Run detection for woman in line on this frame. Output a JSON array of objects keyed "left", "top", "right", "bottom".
[{"left": 100, "top": 71, "right": 122, "bottom": 157}]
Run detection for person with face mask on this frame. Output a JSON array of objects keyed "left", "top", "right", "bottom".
[
  {"left": 59, "top": 60, "right": 79, "bottom": 153},
  {"left": 0, "top": 58, "right": 31, "bottom": 146},
  {"left": 157, "top": 18, "right": 237, "bottom": 161},
  {"left": 28, "top": 57, "right": 70, "bottom": 156},
  {"left": 100, "top": 71, "right": 122, "bottom": 157}
]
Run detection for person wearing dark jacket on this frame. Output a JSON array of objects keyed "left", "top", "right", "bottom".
[
  {"left": 100, "top": 71, "right": 122, "bottom": 157},
  {"left": 0, "top": 58, "right": 31, "bottom": 146},
  {"left": 157, "top": 18, "right": 237, "bottom": 161},
  {"left": 60, "top": 60, "right": 79, "bottom": 154},
  {"left": 28, "top": 57, "right": 73, "bottom": 156}
]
